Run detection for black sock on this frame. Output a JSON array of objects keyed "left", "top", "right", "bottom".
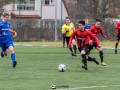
[
  {"left": 99, "top": 51, "right": 103, "bottom": 63},
  {"left": 115, "top": 43, "right": 118, "bottom": 50},
  {"left": 88, "top": 56, "right": 94, "bottom": 61},
  {"left": 69, "top": 47, "right": 73, "bottom": 53},
  {"left": 73, "top": 45, "right": 77, "bottom": 54},
  {"left": 81, "top": 54, "right": 87, "bottom": 66}
]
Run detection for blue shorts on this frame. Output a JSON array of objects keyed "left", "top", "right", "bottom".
[{"left": 0, "top": 37, "right": 14, "bottom": 51}]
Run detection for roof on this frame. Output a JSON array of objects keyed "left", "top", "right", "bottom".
[{"left": 11, "top": 10, "right": 41, "bottom": 19}]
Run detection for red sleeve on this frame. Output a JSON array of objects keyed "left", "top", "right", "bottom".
[
  {"left": 88, "top": 26, "right": 94, "bottom": 32},
  {"left": 100, "top": 27, "right": 106, "bottom": 38},
  {"left": 87, "top": 31, "right": 101, "bottom": 48},
  {"left": 115, "top": 22, "right": 120, "bottom": 29},
  {"left": 68, "top": 31, "right": 77, "bottom": 47}
]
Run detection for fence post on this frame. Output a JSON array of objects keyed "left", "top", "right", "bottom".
[
  {"left": 55, "top": 0, "right": 57, "bottom": 41},
  {"left": 40, "top": 0, "right": 43, "bottom": 41}
]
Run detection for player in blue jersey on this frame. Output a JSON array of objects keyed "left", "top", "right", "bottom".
[
  {"left": 0, "top": 12, "right": 17, "bottom": 68},
  {"left": 84, "top": 19, "right": 91, "bottom": 30}
]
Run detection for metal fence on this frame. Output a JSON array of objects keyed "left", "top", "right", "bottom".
[{"left": 0, "top": 0, "right": 119, "bottom": 41}]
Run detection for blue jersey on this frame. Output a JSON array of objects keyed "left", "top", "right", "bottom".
[
  {"left": 0, "top": 20, "right": 13, "bottom": 50},
  {"left": 84, "top": 24, "right": 91, "bottom": 30},
  {"left": 0, "top": 20, "right": 11, "bottom": 36}
]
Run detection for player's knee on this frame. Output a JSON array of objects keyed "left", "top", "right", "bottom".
[
  {"left": 81, "top": 50, "right": 85, "bottom": 54},
  {"left": 72, "top": 39, "right": 76, "bottom": 45},
  {"left": 97, "top": 47, "right": 102, "bottom": 52},
  {"left": 9, "top": 47, "right": 14, "bottom": 53}
]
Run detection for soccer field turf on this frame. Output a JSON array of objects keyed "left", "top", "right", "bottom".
[{"left": 0, "top": 45, "right": 120, "bottom": 90}]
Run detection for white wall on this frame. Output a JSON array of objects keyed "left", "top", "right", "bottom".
[
  {"left": 3, "top": 0, "right": 68, "bottom": 20},
  {"left": 38, "top": 0, "right": 68, "bottom": 20}
]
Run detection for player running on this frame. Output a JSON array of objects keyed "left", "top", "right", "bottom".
[
  {"left": 88, "top": 19, "right": 106, "bottom": 66},
  {"left": 62, "top": 17, "right": 77, "bottom": 56},
  {"left": 0, "top": 12, "right": 17, "bottom": 68},
  {"left": 68, "top": 20, "right": 100, "bottom": 70},
  {"left": 114, "top": 15, "right": 120, "bottom": 54}
]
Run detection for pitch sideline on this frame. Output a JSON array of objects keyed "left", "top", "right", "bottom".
[{"left": 56, "top": 85, "right": 120, "bottom": 90}]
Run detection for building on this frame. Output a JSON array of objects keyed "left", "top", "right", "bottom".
[{"left": 3, "top": 0, "right": 68, "bottom": 20}]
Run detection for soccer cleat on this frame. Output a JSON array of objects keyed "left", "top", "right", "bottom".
[
  {"left": 4, "top": 51, "right": 7, "bottom": 56},
  {"left": 93, "top": 58, "right": 99, "bottom": 65},
  {"left": 1, "top": 52, "right": 4, "bottom": 58},
  {"left": 101, "top": 62, "right": 106, "bottom": 66},
  {"left": 71, "top": 53, "right": 77, "bottom": 56},
  {"left": 115, "top": 50, "right": 117, "bottom": 54},
  {"left": 82, "top": 65, "right": 88, "bottom": 70},
  {"left": 13, "top": 61, "right": 17, "bottom": 68}
]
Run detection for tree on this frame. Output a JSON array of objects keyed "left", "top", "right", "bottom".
[{"left": 0, "top": 0, "right": 13, "bottom": 16}]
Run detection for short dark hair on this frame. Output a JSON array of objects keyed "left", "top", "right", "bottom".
[
  {"left": 78, "top": 20, "right": 85, "bottom": 25},
  {"left": 65, "top": 17, "right": 70, "bottom": 20},
  {"left": 96, "top": 19, "right": 101, "bottom": 22}
]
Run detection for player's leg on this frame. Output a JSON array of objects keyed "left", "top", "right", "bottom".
[
  {"left": 66, "top": 37, "right": 69, "bottom": 47},
  {"left": 115, "top": 36, "right": 119, "bottom": 54},
  {"left": 6, "top": 40, "right": 17, "bottom": 68},
  {"left": 62, "top": 35, "right": 66, "bottom": 47},
  {"left": 96, "top": 47, "right": 106, "bottom": 66},
  {"left": 1, "top": 44, "right": 7, "bottom": 58},
  {"left": 72, "top": 39, "right": 77, "bottom": 55},
  {"left": 67, "top": 37, "right": 76, "bottom": 56},
  {"left": 87, "top": 56, "right": 99, "bottom": 65},
  {"left": 8, "top": 45, "right": 17, "bottom": 68},
  {"left": 87, "top": 44, "right": 99, "bottom": 65},
  {"left": 81, "top": 50, "right": 88, "bottom": 70},
  {"left": 80, "top": 45, "right": 90, "bottom": 70}
]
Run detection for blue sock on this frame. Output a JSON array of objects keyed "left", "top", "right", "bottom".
[{"left": 11, "top": 53, "right": 16, "bottom": 64}]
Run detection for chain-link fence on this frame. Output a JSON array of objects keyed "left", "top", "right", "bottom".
[{"left": 0, "top": 0, "right": 120, "bottom": 41}]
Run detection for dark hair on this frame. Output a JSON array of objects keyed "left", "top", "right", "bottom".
[
  {"left": 78, "top": 20, "right": 85, "bottom": 25},
  {"left": 65, "top": 17, "right": 70, "bottom": 20},
  {"left": 96, "top": 19, "right": 101, "bottom": 22}
]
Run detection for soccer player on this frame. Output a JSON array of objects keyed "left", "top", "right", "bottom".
[
  {"left": 68, "top": 20, "right": 100, "bottom": 70},
  {"left": 62, "top": 17, "right": 77, "bottom": 56},
  {"left": 88, "top": 19, "right": 106, "bottom": 66},
  {"left": 0, "top": 12, "right": 17, "bottom": 68},
  {"left": 114, "top": 15, "right": 120, "bottom": 54},
  {"left": 1, "top": 29, "right": 17, "bottom": 57},
  {"left": 84, "top": 19, "right": 91, "bottom": 30}
]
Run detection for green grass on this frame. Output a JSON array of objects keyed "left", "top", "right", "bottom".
[{"left": 0, "top": 45, "right": 120, "bottom": 90}]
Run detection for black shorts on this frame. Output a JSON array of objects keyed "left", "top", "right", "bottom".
[
  {"left": 78, "top": 45, "right": 90, "bottom": 54},
  {"left": 88, "top": 42, "right": 98, "bottom": 53},
  {"left": 117, "top": 36, "right": 120, "bottom": 40}
]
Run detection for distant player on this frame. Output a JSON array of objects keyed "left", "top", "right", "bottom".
[
  {"left": 0, "top": 12, "right": 17, "bottom": 68},
  {"left": 88, "top": 19, "right": 106, "bottom": 66},
  {"left": 114, "top": 15, "right": 120, "bottom": 54},
  {"left": 84, "top": 19, "right": 91, "bottom": 30},
  {"left": 68, "top": 20, "right": 100, "bottom": 70},
  {"left": 62, "top": 17, "right": 77, "bottom": 56}
]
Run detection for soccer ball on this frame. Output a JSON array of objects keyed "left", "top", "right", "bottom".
[{"left": 58, "top": 64, "right": 66, "bottom": 72}]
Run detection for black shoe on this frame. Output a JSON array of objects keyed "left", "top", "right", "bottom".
[
  {"left": 115, "top": 50, "right": 117, "bottom": 54},
  {"left": 71, "top": 53, "right": 77, "bottom": 56},
  {"left": 82, "top": 65, "right": 88, "bottom": 70},
  {"left": 93, "top": 58, "right": 99, "bottom": 65},
  {"left": 1, "top": 52, "right": 4, "bottom": 58},
  {"left": 13, "top": 61, "right": 17, "bottom": 68}
]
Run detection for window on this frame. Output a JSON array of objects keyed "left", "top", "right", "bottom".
[
  {"left": 17, "top": 0, "right": 35, "bottom": 10},
  {"left": 42, "top": 0, "right": 54, "bottom": 5}
]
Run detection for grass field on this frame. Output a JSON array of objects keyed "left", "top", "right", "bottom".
[{"left": 0, "top": 41, "right": 120, "bottom": 90}]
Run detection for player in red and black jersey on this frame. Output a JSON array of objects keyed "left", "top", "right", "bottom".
[
  {"left": 68, "top": 20, "right": 100, "bottom": 70},
  {"left": 115, "top": 15, "right": 120, "bottom": 54},
  {"left": 89, "top": 19, "right": 106, "bottom": 66}
]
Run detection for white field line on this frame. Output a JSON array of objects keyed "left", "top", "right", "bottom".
[{"left": 56, "top": 85, "right": 120, "bottom": 90}]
